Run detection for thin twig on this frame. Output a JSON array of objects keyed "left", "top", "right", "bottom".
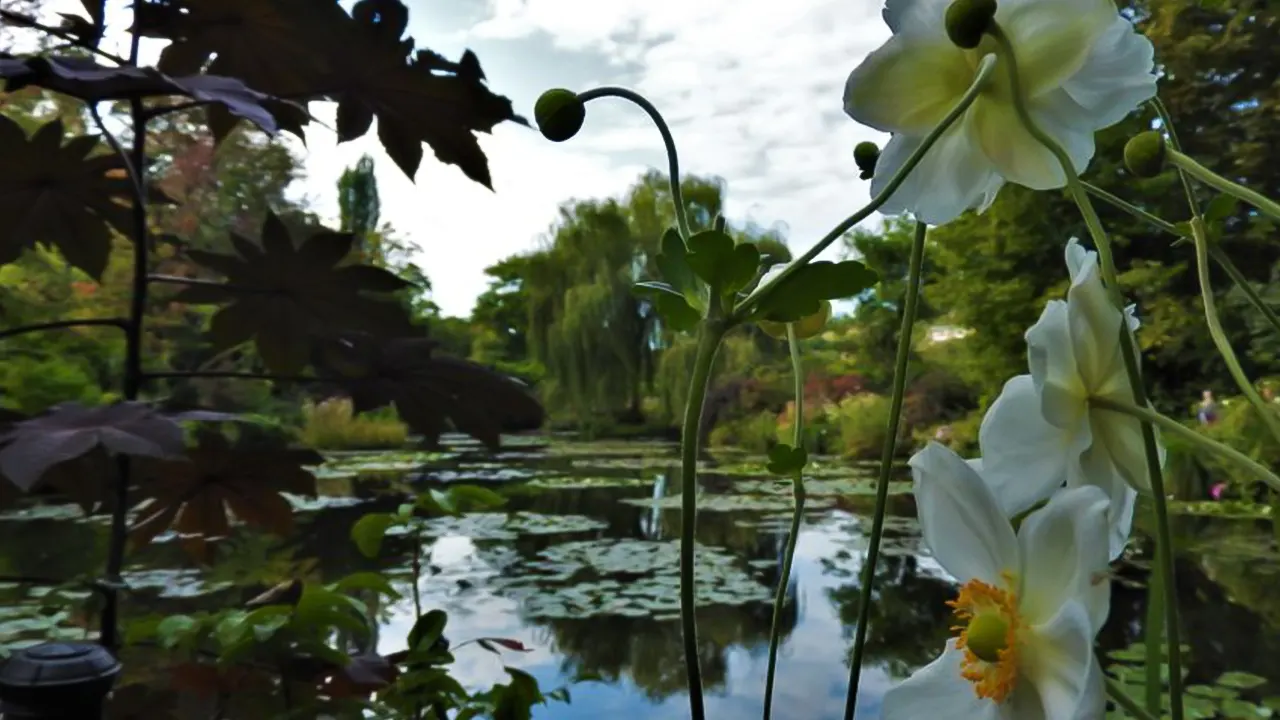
[
  {"left": 0, "top": 8, "right": 128, "bottom": 65},
  {"left": 0, "top": 318, "right": 128, "bottom": 341},
  {"left": 148, "top": 274, "right": 279, "bottom": 295},
  {"left": 141, "top": 370, "right": 324, "bottom": 383}
]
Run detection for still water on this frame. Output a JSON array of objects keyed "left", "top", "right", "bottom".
[{"left": 1, "top": 435, "right": 1278, "bottom": 719}]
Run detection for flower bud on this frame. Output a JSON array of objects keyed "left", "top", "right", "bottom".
[
  {"left": 945, "top": 0, "right": 997, "bottom": 50},
  {"left": 534, "top": 89, "right": 586, "bottom": 143},
  {"left": 1123, "top": 131, "right": 1167, "bottom": 178},
  {"left": 854, "top": 141, "right": 880, "bottom": 180}
]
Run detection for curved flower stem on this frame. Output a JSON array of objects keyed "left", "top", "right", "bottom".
[
  {"left": 1167, "top": 150, "right": 1280, "bottom": 223},
  {"left": 987, "top": 24, "right": 1184, "bottom": 720},
  {"left": 1188, "top": 217, "right": 1280, "bottom": 444},
  {"left": 1149, "top": 98, "right": 1199, "bottom": 210},
  {"left": 676, "top": 319, "right": 727, "bottom": 720},
  {"left": 1082, "top": 183, "right": 1280, "bottom": 339},
  {"left": 578, "top": 87, "right": 693, "bottom": 240},
  {"left": 762, "top": 324, "right": 807, "bottom": 720},
  {"left": 841, "top": 221, "right": 927, "bottom": 720},
  {"left": 1089, "top": 396, "right": 1280, "bottom": 491},
  {"left": 1106, "top": 675, "right": 1162, "bottom": 720},
  {"left": 733, "top": 56, "right": 997, "bottom": 322}
]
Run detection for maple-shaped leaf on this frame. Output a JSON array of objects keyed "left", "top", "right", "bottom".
[
  {"left": 0, "top": 402, "right": 188, "bottom": 491},
  {"left": 172, "top": 211, "right": 415, "bottom": 374},
  {"left": 314, "top": 334, "right": 545, "bottom": 450},
  {"left": 0, "top": 56, "right": 297, "bottom": 135},
  {"left": 0, "top": 116, "right": 173, "bottom": 279},
  {"left": 129, "top": 431, "right": 321, "bottom": 563}
]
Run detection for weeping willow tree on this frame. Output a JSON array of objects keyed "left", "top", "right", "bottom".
[{"left": 518, "top": 171, "right": 792, "bottom": 429}]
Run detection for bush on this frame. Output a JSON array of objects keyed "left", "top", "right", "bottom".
[
  {"left": 708, "top": 409, "right": 784, "bottom": 452},
  {"left": 828, "top": 393, "right": 903, "bottom": 460},
  {"left": 300, "top": 397, "right": 408, "bottom": 450}
]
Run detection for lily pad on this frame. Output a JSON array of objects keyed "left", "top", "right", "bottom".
[
  {"left": 727, "top": 477, "right": 911, "bottom": 497},
  {"left": 620, "top": 493, "right": 838, "bottom": 513},
  {"left": 1218, "top": 671, "right": 1269, "bottom": 691},
  {"left": 526, "top": 476, "right": 655, "bottom": 490},
  {"left": 386, "top": 512, "right": 607, "bottom": 541},
  {"left": 119, "top": 568, "right": 234, "bottom": 598}
]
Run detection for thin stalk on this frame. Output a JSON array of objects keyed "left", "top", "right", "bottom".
[
  {"left": 1188, "top": 217, "right": 1280, "bottom": 444},
  {"left": 411, "top": 527, "right": 424, "bottom": 720},
  {"left": 1149, "top": 98, "right": 1198, "bottom": 210},
  {"left": 577, "top": 87, "right": 693, "bottom": 240},
  {"left": 676, "top": 320, "right": 727, "bottom": 720},
  {"left": 842, "top": 221, "right": 927, "bottom": 720},
  {"left": 988, "top": 25, "right": 1184, "bottom": 718},
  {"left": 1089, "top": 396, "right": 1280, "bottom": 491},
  {"left": 1168, "top": 150, "right": 1280, "bottom": 223},
  {"left": 140, "top": 370, "right": 321, "bottom": 382},
  {"left": 1106, "top": 675, "right": 1163, "bottom": 720},
  {"left": 0, "top": 9, "right": 128, "bottom": 65},
  {"left": 0, "top": 318, "right": 128, "bottom": 341},
  {"left": 1143, "top": 543, "right": 1166, "bottom": 714},
  {"left": 147, "top": 274, "right": 277, "bottom": 294},
  {"left": 1081, "top": 184, "right": 1280, "bottom": 339},
  {"left": 734, "top": 56, "right": 997, "bottom": 322},
  {"left": 762, "top": 324, "right": 807, "bottom": 720}
]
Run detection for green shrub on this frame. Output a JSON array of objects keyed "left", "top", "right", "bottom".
[
  {"left": 708, "top": 409, "right": 783, "bottom": 452},
  {"left": 828, "top": 393, "right": 904, "bottom": 460},
  {"left": 300, "top": 397, "right": 408, "bottom": 450}
]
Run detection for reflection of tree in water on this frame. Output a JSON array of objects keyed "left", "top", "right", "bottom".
[
  {"left": 539, "top": 599, "right": 800, "bottom": 701},
  {"left": 824, "top": 554, "right": 954, "bottom": 679}
]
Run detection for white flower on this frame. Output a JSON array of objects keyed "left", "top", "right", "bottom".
[
  {"left": 882, "top": 442, "right": 1111, "bottom": 720},
  {"left": 843, "top": 0, "right": 1157, "bottom": 225},
  {"left": 979, "top": 238, "right": 1161, "bottom": 559}
]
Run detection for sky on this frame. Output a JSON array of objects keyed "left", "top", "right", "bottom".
[{"left": 33, "top": 0, "right": 897, "bottom": 317}]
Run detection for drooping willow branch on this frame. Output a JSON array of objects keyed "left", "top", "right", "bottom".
[{"left": 0, "top": 318, "right": 129, "bottom": 341}]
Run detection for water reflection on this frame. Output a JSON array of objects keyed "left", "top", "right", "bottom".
[{"left": 0, "top": 438, "right": 1277, "bottom": 719}]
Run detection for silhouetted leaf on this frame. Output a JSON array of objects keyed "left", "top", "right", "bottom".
[
  {"left": 129, "top": 431, "right": 321, "bottom": 562},
  {"left": 350, "top": 512, "right": 399, "bottom": 559},
  {"left": 407, "top": 609, "right": 447, "bottom": 651},
  {"left": 475, "top": 637, "right": 531, "bottom": 655},
  {"left": 686, "top": 230, "right": 760, "bottom": 295},
  {"left": 632, "top": 282, "right": 700, "bottom": 332},
  {"left": 174, "top": 211, "right": 414, "bottom": 373},
  {"left": 0, "top": 402, "right": 187, "bottom": 491},
  {"left": 0, "top": 116, "right": 171, "bottom": 279},
  {"left": 766, "top": 443, "right": 808, "bottom": 475},
  {"left": 756, "top": 260, "right": 879, "bottom": 322},
  {"left": 314, "top": 334, "right": 545, "bottom": 450},
  {"left": 656, "top": 228, "right": 702, "bottom": 308},
  {"left": 0, "top": 56, "right": 292, "bottom": 134}
]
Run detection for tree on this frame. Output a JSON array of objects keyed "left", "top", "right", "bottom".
[{"left": 338, "top": 154, "right": 381, "bottom": 257}]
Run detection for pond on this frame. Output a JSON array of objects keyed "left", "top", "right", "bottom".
[{"left": 1, "top": 434, "right": 1278, "bottom": 719}]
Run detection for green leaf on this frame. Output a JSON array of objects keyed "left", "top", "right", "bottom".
[
  {"left": 447, "top": 484, "right": 507, "bottom": 511},
  {"left": 656, "top": 227, "right": 701, "bottom": 307},
  {"left": 757, "top": 260, "right": 879, "bottom": 322},
  {"left": 408, "top": 609, "right": 448, "bottom": 651},
  {"left": 766, "top": 443, "right": 807, "bottom": 475},
  {"left": 632, "top": 282, "right": 701, "bottom": 332},
  {"left": 1145, "top": 554, "right": 1165, "bottom": 714},
  {"left": 156, "top": 615, "right": 200, "bottom": 649},
  {"left": 1205, "top": 193, "right": 1241, "bottom": 223},
  {"left": 331, "top": 571, "right": 402, "bottom": 599},
  {"left": 351, "top": 512, "right": 398, "bottom": 558},
  {"left": 1217, "top": 671, "right": 1268, "bottom": 690},
  {"left": 685, "top": 230, "right": 759, "bottom": 294}
]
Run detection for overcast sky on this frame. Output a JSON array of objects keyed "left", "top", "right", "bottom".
[{"left": 36, "top": 0, "right": 895, "bottom": 317}]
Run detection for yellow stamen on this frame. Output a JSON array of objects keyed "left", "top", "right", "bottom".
[{"left": 947, "top": 572, "right": 1020, "bottom": 703}]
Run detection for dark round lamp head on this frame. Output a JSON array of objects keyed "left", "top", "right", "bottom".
[{"left": 0, "top": 642, "right": 121, "bottom": 719}]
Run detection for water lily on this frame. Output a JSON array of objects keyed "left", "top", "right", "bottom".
[
  {"left": 882, "top": 442, "right": 1110, "bottom": 720},
  {"left": 979, "top": 239, "right": 1160, "bottom": 558},
  {"left": 843, "top": 0, "right": 1156, "bottom": 224}
]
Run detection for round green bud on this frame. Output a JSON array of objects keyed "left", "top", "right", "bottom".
[
  {"left": 853, "top": 141, "right": 880, "bottom": 180},
  {"left": 1123, "top": 131, "right": 1167, "bottom": 178},
  {"left": 534, "top": 89, "right": 586, "bottom": 143},
  {"left": 945, "top": 0, "right": 997, "bottom": 50}
]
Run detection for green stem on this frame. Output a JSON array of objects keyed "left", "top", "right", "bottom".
[
  {"left": 677, "top": 321, "right": 727, "bottom": 720},
  {"left": 577, "top": 86, "right": 693, "bottom": 240},
  {"left": 1081, "top": 184, "right": 1280, "bottom": 339},
  {"left": 762, "top": 325, "right": 808, "bottom": 720},
  {"left": 1106, "top": 675, "right": 1163, "bottom": 720},
  {"left": 841, "top": 221, "right": 927, "bottom": 720},
  {"left": 1168, "top": 149, "right": 1280, "bottom": 223},
  {"left": 733, "top": 55, "right": 997, "bottom": 322},
  {"left": 0, "top": 318, "right": 129, "bottom": 341},
  {"left": 987, "top": 24, "right": 1184, "bottom": 720},
  {"left": 1188, "top": 218, "right": 1280, "bottom": 444},
  {"left": 1089, "top": 395, "right": 1280, "bottom": 492},
  {"left": 1143, "top": 544, "right": 1166, "bottom": 714}
]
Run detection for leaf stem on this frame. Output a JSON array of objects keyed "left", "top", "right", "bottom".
[
  {"left": 0, "top": 318, "right": 128, "bottom": 341},
  {"left": 0, "top": 9, "right": 128, "bottom": 65},
  {"left": 1082, "top": 182, "right": 1181, "bottom": 235},
  {"left": 987, "top": 23, "right": 1185, "bottom": 720},
  {"left": 842, "top": 220, "right": 927, "bottom": 720},
  {"left": 1168, "top": 149, "right": 1280, "bottom": 223},
  {"left": 762, "top": 325, "right": 807, "bottom": 720},
  {"left": 676, "top": 320, "right": 726, "bottom": 720},
  {"left": 577, "top": 87, "right": 693, "bottom": 240},
  {"left": 734, "top": 55, "right": 996, "bottom": 322},
  {"left": 147, "top": 273, "right": 278, "bottom": 295},
  {"left": 1089, "top": 395, "right": 1280, "bottom": 491},
  {"left": 1106, "top": 675, "right": 1162, "bottom": 720}
]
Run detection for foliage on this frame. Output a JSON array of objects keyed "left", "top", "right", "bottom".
[
  {"left": 300, "top": 397, "right": 408, "bottom": 451},
  {"left": 828, "top": 393, "right": 899, "bottom": 461}
]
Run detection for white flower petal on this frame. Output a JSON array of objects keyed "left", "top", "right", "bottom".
[
  {"left": 1026, "top": 300, "right": 1089, "bottom": 430},
  {"left": 909, "top": 442, "right": 1019, "bottom": 584},
  {"left": 1062, "top": 16, "right": 1157, "bottom": 128},
  {"left": 1072, "top": 425, "right": 1141, "bottom": 559},
  {"left": 1023, "top": 601, "right": 1106, "bottom": 720},
  {"left": 996, "top": 0, "right": 1118, "bottom": 98},
  {"left": 1087, "top": 406, "right": 1158, "bottom": 494},
  {"left": 844, "top": 35, "right": 971, "bottom": 135},
  {"left": 1064, "top": 255, "right": 1128, "bottom": 395},
  {"left": 882, "top": 0, "right": 952, "bottom": 38},
  {"left": 1028, "top": 92, "right": 1098, "bottom": 179},
  {"left": 972, "top": 99, "right": 1067, "bottom": 190},
  {"left": 882, "top": 641, "right": 1002, "bottom": 720},
  {"left": 978, "top": 375, "right": 1076, "bottom": 517},
  {"left": 1016, "top": 485, "right": 1112, "bottom": 632},
  {"left": 871, "top": 112, "right": 1005, "bottom": 225},
  {"left": 1064, "top": 238, "right": 1094, "bottom": 282}
]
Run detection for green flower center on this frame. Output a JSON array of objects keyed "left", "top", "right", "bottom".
[{"left": 966, "top": 611, "right": 1010, "bottom": 663}]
